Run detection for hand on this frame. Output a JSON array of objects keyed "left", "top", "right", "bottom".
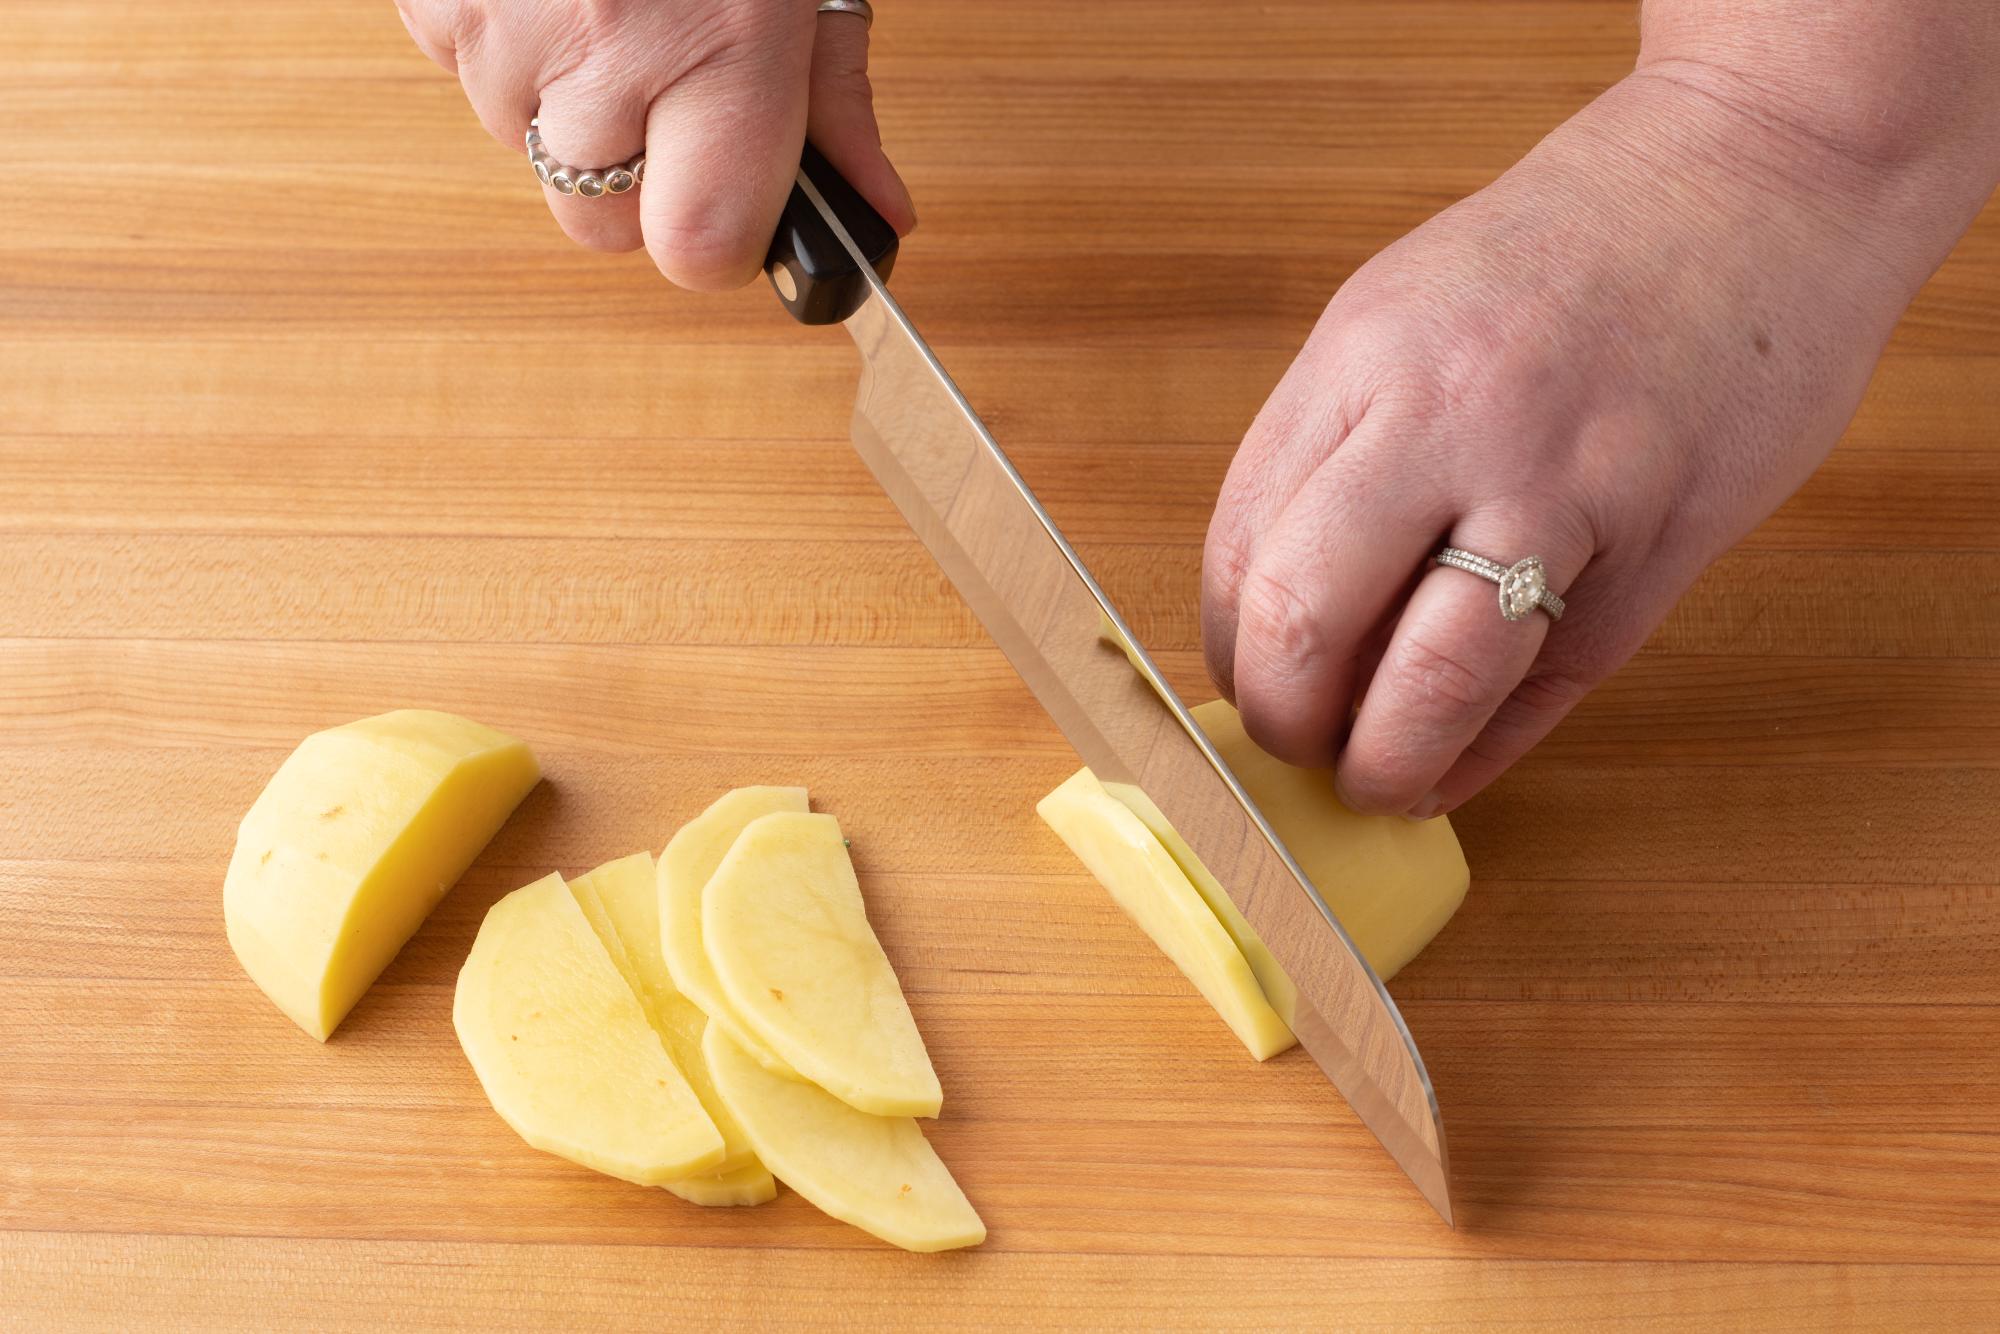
[
  {"left": 395, "top": 0, "right": 915, "bottom": 287},
  {"left": 1201, "top": 67, "right": 1985, "bottom": 820}
]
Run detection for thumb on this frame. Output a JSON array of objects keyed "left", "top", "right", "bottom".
[{"left": 807, "top": 12, "right": 917, "bottom": 235}]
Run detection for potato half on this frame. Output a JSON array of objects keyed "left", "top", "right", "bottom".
[{"left": 224, "top": 709, "right": 539, "bottom": 1040}]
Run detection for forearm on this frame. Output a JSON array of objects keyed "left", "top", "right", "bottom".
[{"left": 1634, "top": 1, "right": 2000, "bottom": 276}]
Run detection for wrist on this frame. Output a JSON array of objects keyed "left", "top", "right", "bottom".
[
  {"left": 1629, "top": 6, "right": 1999, "bottom": 287},
  {"left": 1546, "top": 67, "right": 1983, "bottom": 315}
]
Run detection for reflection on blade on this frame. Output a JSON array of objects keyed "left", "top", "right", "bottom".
[{"left": 793, "top": 173, "right": 1450, "bottom": 1224}]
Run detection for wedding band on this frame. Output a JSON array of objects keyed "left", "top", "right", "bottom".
[
  {"left": 817, "top": 0, "right": 874, "bottom": 26},
  {"left": 1434, "top": 548, "right": 1567, "bottom": 622},
  {"left": 526, "top": 118, "right": 644, "bottom": 197}
]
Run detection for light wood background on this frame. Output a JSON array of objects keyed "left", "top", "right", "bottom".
[{"left": 4, "top": 1, "right": 1998, "bottom": 1328}]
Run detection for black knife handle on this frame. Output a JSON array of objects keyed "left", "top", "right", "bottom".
[{"left": 764, "top": 141, "right": 898, "bottom": 326}]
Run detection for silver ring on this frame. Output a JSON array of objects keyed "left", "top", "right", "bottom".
[
  {"left": 526, "top": 118, "right": 644, "bottom": 197},
  {"left": 1434, "top": 548, "right": 1566, "bottom": 622},
  {"left": 817, "top": 0, "right": 873, "bottom": 27}
]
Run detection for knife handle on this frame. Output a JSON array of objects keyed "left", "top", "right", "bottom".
[{"left": 764, "top": 141, "right": 899, "bottom": 326}]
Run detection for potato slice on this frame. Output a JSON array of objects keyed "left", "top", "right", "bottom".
[
  {"left": 704, "top": 1025, "right": 983, "bottom": 1252},
  {"left": 658, "top": 787, "right": 810, "bottom": 1077},
  {"left": 453, "top": 873, "right": 725, "bottom": 1186},
  {"left": 1100, "top": 780, "right": 1299, "bottom": 1024},
  {"left": 224, "top": 709, "right": 539, "bottom": 1040},
  {"left": 1037, "top": 769, "right": 1294, "bottom": 1060},
  {"left": 664, "top": 1160, "right": 780, "bottom": 1208},
  {"left": 704, "top": 812, "right": 942, "bottom": 1117},
  {"left": 1188, "top": 700, "right": 1469, "bottom": 981},
  {"left": 570, "top": 852, "right": 766, "bottom": 1180}
]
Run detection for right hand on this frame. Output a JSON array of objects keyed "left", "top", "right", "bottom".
[{"left": 395, "top": 0, "right": 916, "bottom": 288}]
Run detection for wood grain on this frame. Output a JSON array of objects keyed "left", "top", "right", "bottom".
[{"left": 3, "top": 0, "right": 1997, "bottom": 1327}]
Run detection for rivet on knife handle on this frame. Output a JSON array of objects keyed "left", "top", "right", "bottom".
[{"left": 766, "top": 141, "right": 899, "bottom": 326}]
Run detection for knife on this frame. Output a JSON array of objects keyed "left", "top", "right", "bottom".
[{"left": 764, "top": 144, "right": 1452, "bottom": 1224}]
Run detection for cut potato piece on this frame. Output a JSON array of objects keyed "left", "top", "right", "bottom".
[
  {"left": 224, "top": 709, "right": 539, "bottom": 1040},
  {"left": 704, "top": 812, "right": 942, "bottom": 1117},
  {"left": 453, "top": 873, "right": 724, "bottom": 1186},
  {"left": 705, "top": 1025, "right": 983, "bottom": 1252},
  {"left": 1038, "top": 769, "right": 1294, "bottom": 1060},
  {"left": 1102, "top": 780, "right": 1299, "bottom": 1025},
  {"left": 664, "top": 1159, "right": 780, "bottom": 1208},
  {"left": 658, "top": 787, "right": 810, "bottom": 1077},
  {"left": 1189, "top": 700, "right": 1469, "bottom": 982},
  {"left": 571, "top": 852, "right": 764, "bottom": 1178}
]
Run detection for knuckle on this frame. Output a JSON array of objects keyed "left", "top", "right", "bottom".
[
  {"left": 1388, "top": 631, "right": 1513, "bottom": 720},
  {"left": 644, "top": 216, "right": 760, "bottom": 290},
  {"left": 1510, "top": 666, "right": 1595, "bottom": 716},
  {"left": 1234, "top": 567, "right": 1328, "bottom": 682}
]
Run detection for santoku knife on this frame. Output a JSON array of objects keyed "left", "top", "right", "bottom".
[{"left": 762, "top": 145, "right": 1452, "bottom": 1224}]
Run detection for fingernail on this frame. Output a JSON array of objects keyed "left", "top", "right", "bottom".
[
  {"left": 1332, "top": 765, "right": 1359, "bottom": 813},
  {"left": 1403, "top": 790, "right": 1444, "bottom": 822}
]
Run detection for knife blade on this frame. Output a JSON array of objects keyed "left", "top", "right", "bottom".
[{"left": 765, "top": 146, "right": 1452, "bottom": 1223}]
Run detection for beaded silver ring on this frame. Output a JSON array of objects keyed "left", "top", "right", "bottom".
[{"left": 526, "top": 118, "right": 645, "bottom": 198}]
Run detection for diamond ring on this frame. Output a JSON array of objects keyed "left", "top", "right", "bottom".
[
  {"left": 526, "top": 119, "right": 644, "bottom": 198},
  {"left": 1433, "top": 548, "right": 1566, "bottom": 622}
]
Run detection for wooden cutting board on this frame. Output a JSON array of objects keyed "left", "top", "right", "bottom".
[{"left": 4, "top": 1, "right": 1997, "bottom": 1326}]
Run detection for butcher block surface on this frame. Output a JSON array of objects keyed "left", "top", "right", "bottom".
[{"left": 4, "top": 1, "right": 1999, "bottom": 1327}]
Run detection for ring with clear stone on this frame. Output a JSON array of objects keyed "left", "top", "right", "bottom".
[
  {"left": 1433, "top": 548, "right": 1567, "bottom": 622},
  {"left": 526, "top": 119, "right": 644, "bottom": 198}
]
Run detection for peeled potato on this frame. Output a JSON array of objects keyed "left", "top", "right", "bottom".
[
  {"left": 1101, "top": 779, "right": 1300, "bottom": 1025},
  {"left": 664, "top": 1159, "right": 780, "bottom": 1208},
  {"left": 704, "top": 812, "right": 942, "bottom": 1117},
  {"left": 224, "top": 709, "right": 539, "bottom": 1041},
  {"left": 1038, "top": 768, "right": 1294, "bottom": 1060},
  {"left": 453, "top": 873, "right": 724, "bottom": 1186},
  {"left": 704, "top": 1025, "right": 983, "bottom": 1252},
  {"left": 658, "top": 787, "right": 810, "bottom": 1077},
  {"left": 571, "top": 852, "right": 766, "bottom": 1181},
  {"left": 1187, "top": 700, "right": 1469, "bottom": 981}
]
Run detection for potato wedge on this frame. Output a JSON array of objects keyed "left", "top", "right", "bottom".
[
  {"left": 704, "top": 1025, "right": 983, "bottom": 1252},
  {"left": 658, "top": 787, "right": 809, "bottom": 1077},
  {"left": 453, "top": 873, "right": 724, "bottom": 1186},
  {"left": 1038, "top": 768, "right": 1294, "bottom": 1060},
  {"left": 224, "top": 709, "right": 538, "bottom": 1040},
  {"left": 571, "top": 852, "right": 766, "bottom": 1180},
  {"left": 704, "top": 812, "right": 943, "bottom": 1117}
]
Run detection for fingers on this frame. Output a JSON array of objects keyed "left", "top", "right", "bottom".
[
  {"left": 1225, "top": 428, "right": 1452, "bottom": 769},
  {"left": 446, "top": 7, "right": 546, "bottom": 150},
  {"left": 394, "top": 0, "right": 457, "bottom": 73},
  {"left": 1333, "top": 509, "right": 1594, "bottom": 817},
  {"left": 641, "top": 12, "right": 816, "bottom": 291},
  {"left": 534, "top": 75, "right": 650, "bottom": 252},
  {"left": 1202, "top": 355, "right": 1372, "bottom": 701},
  {"left": 807, "top": 11, "right": 917, "bottom": 235},
  {"left": 1425, "top": 550, "right": 1687, "bottom": 814}
]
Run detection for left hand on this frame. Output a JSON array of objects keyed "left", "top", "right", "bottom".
[{"left": 1201, "top": 68, "right": 1977, "bottom": 820}]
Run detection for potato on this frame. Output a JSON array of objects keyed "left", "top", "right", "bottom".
[
  {"left": 1187, "top": 700, "right": 1469, "bottom": 982},
  {"left": 704, "top": 812, "right": 943, "bottom": 1118},
  {"left": 1038, "top": 768, "right": 1295, "bottom": 1060},
  {"left": 569, "top": 852, "right": 769, "bottom": 1183},
  {"left": 704, "top": 1025, "right": 983, "bottom": 1252},
  {"left": 1037, "top": 700, "right": 1471, "bottom": 1057},
  {"left": 224, "top": 709, "right": 539, "bottom": 1040},
  {"left": 664, "top": 1160, "right": 780, "bottom": 1208},
  {"left": 453, "top": 873, "right": 725, "bottom": 1186},
  {"left": 658, "top": 787, "right": 810, "bottom": 1077},
  {"left": 1100, "top": 779, "right": 1299, "bottom": 1024}
]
